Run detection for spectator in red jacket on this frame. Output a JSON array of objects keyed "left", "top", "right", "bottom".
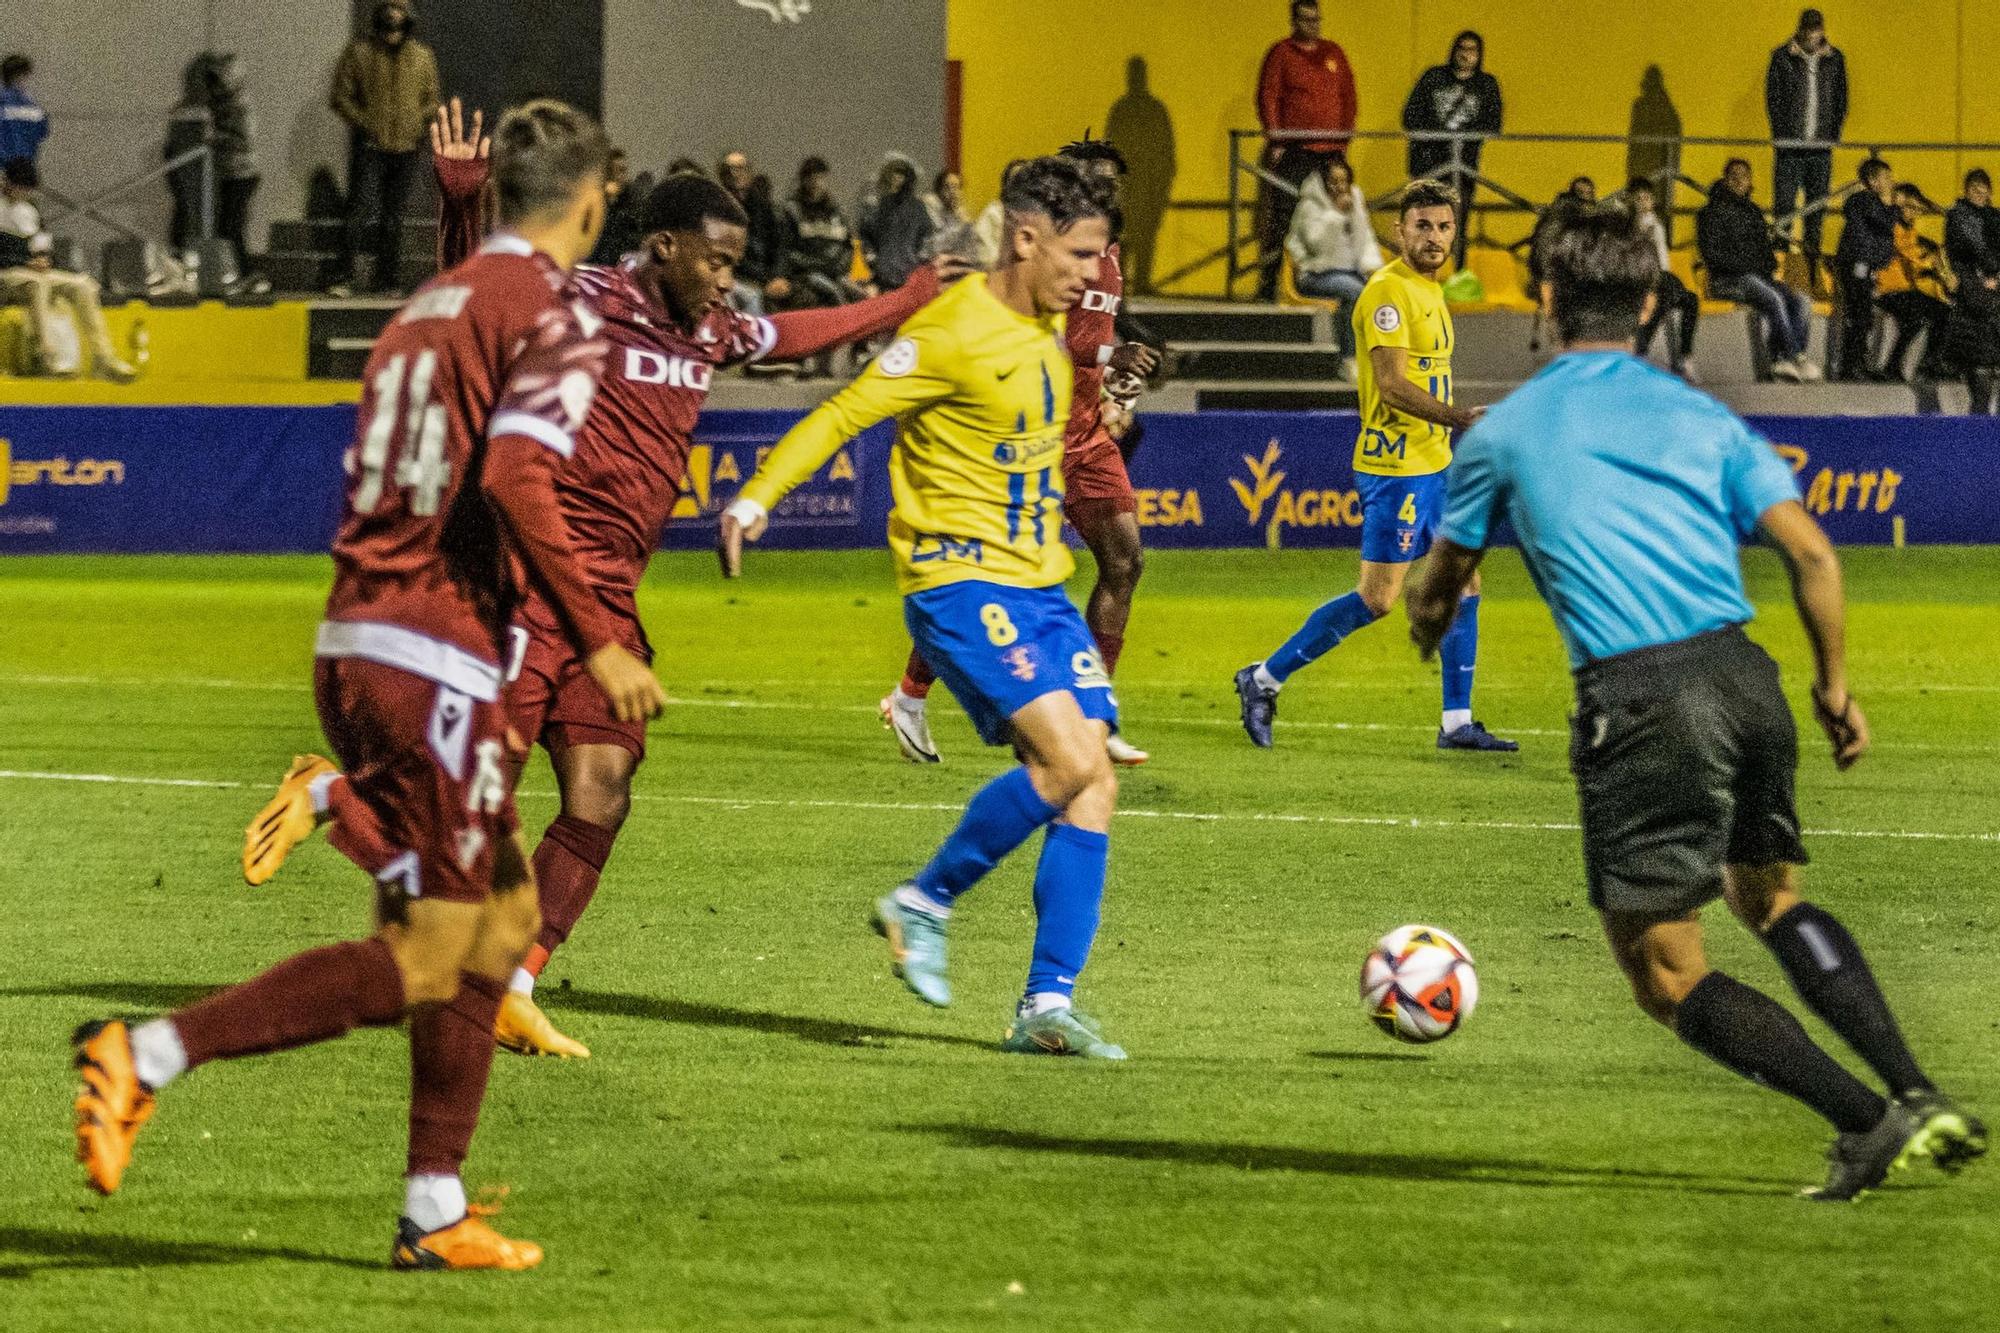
[{"left": 1255, "top": 0, "right": 1358, "bottom": 300}]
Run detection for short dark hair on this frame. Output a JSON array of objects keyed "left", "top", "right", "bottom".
[
  {"left": 1969, "top": 168, "right": 1993, "bottom": 192},
  {"left": 799, "top": 156, "right": 830, "bottom": 180},
  {"left": 1, "top": 54, "right": 30, "bottom": 85},
  {"left": 1545, "top": 206, "right": 1661, "bottom": 345},
  {"left": 1060, "top": 136, "right": 1129, "bottom": 176},
  {"left": 3, "top": 156, "right": 39, "bottom": 189},
  {"left": 1292, "top": 0, "right": 1318, "bottom": 17},
  {"left": 1626, "top": 176, "right": 1656, "bottom": 197},
  {"left": 645, "top": 171, "right": 749, "bottom": 235},
  {"left": 1724, "top": 157, "right": 1752, "bottom": 175},
  {"left": 490, "top": 99, "right": 612, "bottom": 225},
  {"left": 1001, "top": 156, "right": 1109, "bottom": 236},
  {"left": 1859, "top": 157, "right": 1892, "bottom": 186},
  {"left": 1400, "top": 179, "right": 1458, "bottom": 218}
]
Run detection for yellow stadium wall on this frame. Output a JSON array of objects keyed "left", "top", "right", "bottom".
[{"left": 949, "top": 1, "right": 1998, "bottom": 295}]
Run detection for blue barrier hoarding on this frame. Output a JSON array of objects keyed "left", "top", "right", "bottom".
[{"left": 1, "top": 405, "right": 1993, "bottom": 554}]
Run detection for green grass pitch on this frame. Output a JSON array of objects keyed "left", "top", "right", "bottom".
[{"left": 0, "top": 546, "right": 1994, "bottom": 1330}]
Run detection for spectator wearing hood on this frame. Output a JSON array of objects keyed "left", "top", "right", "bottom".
[
  {"left": 1830, "top": 157, "right": 1897, "bottom": 380},
  {"left": 329, "top": 1, "right": 439, "bottom": 295},
  {"left": 1943, "top": 169, "right": 2000, "bottom": 413},
  {"left": 166, "top": 52, "right": 260, "bottom": 282},
  {"left": 1697, "top": 157, "right": 1818, "bottom": 381},
  {"left": 719, "top": 149, "right": 785, "bottom": 313},
  {"left": 1401, "top": 31, "right": 1502, "bottom": 264},
  {"left": 779, "top": 157, "right": 865, "bottom": 307},
  {"left": 858, "top": 153, "right": 932, "bottom": 291},
  {"left": 1765, "top": 9, "right": 1848, "bottom": 277},
  {"left": 0, "top": 55, "right": 49, "bottom": 171},
  {"left": 1284, "top": 155, "right": 1381, "bottom": 371}
]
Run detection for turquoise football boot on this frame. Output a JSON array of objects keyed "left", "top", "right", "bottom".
[
  {"left": 870, "top": 889, "right": 951, "bottom": 1007},
  {"left": 1000, "top": 1004, "right": 1127, "bottom": 1060}
]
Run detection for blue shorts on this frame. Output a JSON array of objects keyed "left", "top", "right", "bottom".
[
  {"left": 905, "top": 582, "right": 1119, "bottom": 746},
  {"left": 1357, "top": 470, "right": 1448, "bottom": 564}
]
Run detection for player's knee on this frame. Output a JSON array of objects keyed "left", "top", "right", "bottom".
[
  {"left": 1104, "top": 541, "right": 1143, "bottom": 592},
  {"left": 1724, "top": 863, "right": 1799, "bottom": 933},
  {"left": 566, "top": 778, "right": 632, "bottom": 831},
  {"left": 1357, "top": 584, "right": 1397, "bottom": 619}
]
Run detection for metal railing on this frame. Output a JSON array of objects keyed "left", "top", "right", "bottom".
[
  {"left": 32, "top": 108, "right": 216, "bottom": 296},
  {"left": 1194, "top": 127, "right": 2000, "bottom": 301}
]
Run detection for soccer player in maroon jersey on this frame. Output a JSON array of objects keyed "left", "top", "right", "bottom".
[
  {"left": 883, "top": 137, "right": 1161, "bottom": 765},
  {"left": 247, "top": 100, "right": 964, "bottom": 1058},
  {"left": 71, "top": 100, "right": 664, "bottom": 1272}
]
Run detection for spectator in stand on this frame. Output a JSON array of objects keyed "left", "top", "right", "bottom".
[
  {"left": 166, "top": 52, "right": 262, "bottom": 290},
  {"left": 1401, "top": 31, "right": 1502, "bottom": 265},
  {"left": 925, "top": 168, "right": 980, "bottom": 264},
  {"left": 1872, "top": 183, "right": 1951, "bottom": 382},
  {"left": 586, "top": 148, "right": 650, "bottom": 265},
  {"left": 1627, "top": 177, "right": 1700, "bottom": 378},
  {"left": 0, "top": 55, "right": 49, "bottom": 171},
  {"left": 1830, "top": 157, "right": 1897, "bottom": 381},
  {"left": 719, "top": 150, "right": 785, "bottom": 314},
  {"left": 1697, "top": 157, "right": 1819, "bottom": 381},
  {"left": 328, "top": 1, "right": 439, "bottom": 296},
  {"left": 1284, "top": 155, "right": 1381, "bottom": 378},
  {"left": 779, "top": 157, "right": 864, "bottom": 305},
  {"left": 1765, "top": 8, "right": 1848, "bottom": 283},
  {"left": 1528, "top": 177, "right": 1597, "bottom": 293},
  {"left": 666, "top": 157, "right": 705, "bottom": 178},
  {"left": 858, "top": 152, "right": 932, "bottom": 291},
  {"left": 972, "top": 158, "right": 1026, "bottom": 267},
  {"left": 0, "top": 158, "right": 136, "bottom": 380},
  {"left": 1255, "top": 0, "right": 1357, "bottom": 301},
  {"left": 1943, "top": 168, "right": 2000, "bottom": 413}
]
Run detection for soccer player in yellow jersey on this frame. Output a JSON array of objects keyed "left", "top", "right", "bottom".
[
  {"left": 717, "top": 158, "right": 1129, "bottom": 1059},
  {"left": 1235, "top": 181, "right": 1518, "bottom": 752}
]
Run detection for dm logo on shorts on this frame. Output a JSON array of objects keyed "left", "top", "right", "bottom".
[
  {"left": 1071, "top": 650, "right": 1112, "bottom": 691},
  {"left": 1003, "top": 645, "right": 1038, "bottom": 682}
]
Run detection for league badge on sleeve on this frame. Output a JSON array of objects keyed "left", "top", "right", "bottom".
[
  {"left": 878, "top": 338, "right": 919, "bottom": 378},
  {"left": 1373, "top": 304, "right": 1403, "bottom": 334}
]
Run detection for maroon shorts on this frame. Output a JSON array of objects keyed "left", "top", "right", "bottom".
[
  {"left": 1063, "top": 429, "right": 1137, "bottom": 519},
  {"left": 508, "top": 618, "right": 649, "bottom": 760},
  {"left": 314, "top": 657, "right": 520, "bottom": 905}
]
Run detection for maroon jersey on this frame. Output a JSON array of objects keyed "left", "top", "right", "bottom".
[
  {"left": 1065, "top": 241, "right": 1124, "bottom": 450},
  {"left": 557, "top": 260, "right": 776, "bottom": 611},
  {"left": 321, "top": 234, "right": 612, "bottom": 697}
]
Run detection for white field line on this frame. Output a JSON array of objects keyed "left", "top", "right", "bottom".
[
  {"left": 0, "top": 768, "right": 1993, "bottom": 845},
  {"left": 2, "top": 673, "right": 1992, "bottom": 753}
]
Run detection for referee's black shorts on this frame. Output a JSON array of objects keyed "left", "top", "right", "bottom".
[{"left": 1569, "top": 625, "right": 1808, "bottom": 916}]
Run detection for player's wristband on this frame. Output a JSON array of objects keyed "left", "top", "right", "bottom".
[{"left": 723, "top": 497, "right": 767, "bottom": 528}]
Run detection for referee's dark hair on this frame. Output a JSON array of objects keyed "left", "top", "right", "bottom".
[
  {"left": 1002, "top": 156, "right": 1109, "bottom": 235},
  {"left": 1400, "top": 179, "right": 1459, "bottom": 217},
  {"left": 1544, "top": 205, "right": 1662, "bottom": 346},
  {"left": 645, "top": 171, "right": 750, "bottom": 236},
  {"left": 491, "top": 99, "right": 613, "bottom": 226}
]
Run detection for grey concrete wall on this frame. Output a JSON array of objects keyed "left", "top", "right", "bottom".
[
  {"left": 604, "top": 0, "right": 947, "bottom": 206},
  {"left": 3, "top": 2, "right": 353, "bottom": 251}
]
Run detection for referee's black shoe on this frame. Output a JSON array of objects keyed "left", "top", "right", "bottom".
[{"left": 1803, "top": 1101, "right": 1923, "bottom": 1202}]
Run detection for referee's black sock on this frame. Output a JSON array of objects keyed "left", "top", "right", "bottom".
[
  {"left": 1765, "top": 901, "right": 1935, "bottom": 1098},
  {"left": 1674, "top": 971, "right": 1887, "bottom": 1134}
]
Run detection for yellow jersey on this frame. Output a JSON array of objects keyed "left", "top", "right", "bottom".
[
  {"left": 1352, "top": 257, "right": 1455, "bottom": 477},
  {"left": 739, "top": 273, "right": 1074, "bottom": 595}
]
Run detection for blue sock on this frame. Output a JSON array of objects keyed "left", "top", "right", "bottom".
[
  {"left": 1024, "top": 823, "right": 1111, "bottom": 999},
  {"left": 1440, "top": 594, "right": 1480, "bottom": 716},
  {"left": 912, "top": 768, "right": 1060, "bottom": 910},
  {"left": 1265, "top": 591, "right": 1381, "bottom": 684}
]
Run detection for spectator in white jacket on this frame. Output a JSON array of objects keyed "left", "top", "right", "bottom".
[{"left": 1285, "top": 156, "right": 1383, "bottom": 372}]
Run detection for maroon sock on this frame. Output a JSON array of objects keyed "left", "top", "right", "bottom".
[
  {"left": 901, "top": 647, "right": 936, "bottom": 698},
  {"left": 324, "top": 776, "right": 397, "bottom": 874},
  {"left": 407, "top": 971, "right": 505, "bottom": 1178},
  {"left": 533, "top": 815, "right": 618, "bottom": 957},
  {"left": 173, "top": 937, "right": 405, "bottom": 1069},
  {"left": 1093, "top": 630, "right": 1126, "bottom": 678}
]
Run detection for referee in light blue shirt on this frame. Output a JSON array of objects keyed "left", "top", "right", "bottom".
[{"left": 1407, "top": 206, "right": 1985, "bottom": 1202}]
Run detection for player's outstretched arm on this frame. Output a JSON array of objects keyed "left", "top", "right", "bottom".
[
  {"left": 1370, "top": 346, "right": 1483, "bottom": 433},
  {"left": 1759, "top": 499, "right": 1869, "bottom": 770},
  {"left": 758, "top": 255, "right": 965, "bottom": 363},
  {"left": 431, "top": 98, "right": 491, "bottom": 270},
  {"left": 1406, "top": 539, "right": 1486, "bottom": 660}
]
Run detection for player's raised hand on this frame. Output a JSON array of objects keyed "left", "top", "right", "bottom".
[
  {"left": 1811, "top": 684, "right": 1870, "bottom": 771},
  {"left": 429, "top": 97, "right": 488, "bottom": 161},
  {"left": 717, "top": 498, "right": 770, "bottom": 579},
  {"left": 584, "top": 644, "right": 667, "bottom": 723},
  {"left": 1109, "top": 342, "right": 1162, "bottom": 380}
]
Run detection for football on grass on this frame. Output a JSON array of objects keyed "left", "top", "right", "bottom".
[{"left": 1360, "top": 924, "right": 1479, "bottom": 1044}]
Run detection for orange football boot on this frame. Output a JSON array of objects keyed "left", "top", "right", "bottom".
[
  {"left": 495, "top": 990, "right": 591, "bottom": 1059},
  {"left": 243, "top": 754, "right": 336, "bottom": 885},
  {"left": 72, "top": 1020, "right": 156, "bottom": 1195},
  {"left": 392, "top": 1198, "right": 544, "bottom": 1271}
]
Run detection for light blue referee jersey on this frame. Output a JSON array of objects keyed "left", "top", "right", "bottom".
[{"left": 1439, "top": 351, "right": 1801, "bottom": 668}]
